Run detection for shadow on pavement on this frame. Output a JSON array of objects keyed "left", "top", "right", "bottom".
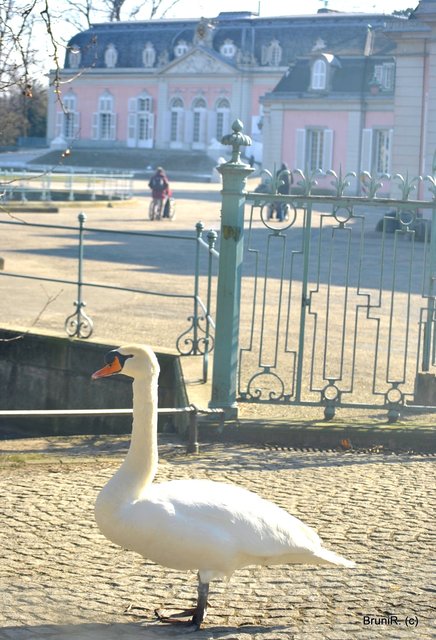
[{"left": 0, "top": 622, "right": 291, "bottom": 639}]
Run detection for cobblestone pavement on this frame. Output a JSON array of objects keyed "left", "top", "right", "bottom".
[{"left": 0, "top": 436, "right": 434, "bottom": 640}]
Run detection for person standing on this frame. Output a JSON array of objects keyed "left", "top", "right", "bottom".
[
  {"left": 276, "top": 162, "right": 292, "bottom": 221},
  {"left": 148, "top": 167, "right": 170, "bottom": 219}
]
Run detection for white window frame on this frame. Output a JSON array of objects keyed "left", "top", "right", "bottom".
[
  {"left": 361, "top": 128, "right": 393, "bottom": 175},
  {"left": 269, "top": 40, "right": 282, "bottom": 67},
  {"left": 307, "top": 129, "right": 324, "bottom": 172},
  {"left": 56, "top": 93, "right": 79, "bottom": 140},
  {"left": 170, "top": 97, "right": 184, "bottom": 148},
  {"left": 261, "top": 39, "right": 283, "bottom": 67},
  {"left": 311, "top": 59, "right": 327, "bottom": 90},
  {"left": 68, "top": 48, "right": 81, "bottom": 68},
  {"left": 192, "top": 97, "right": 207, "bottom": 148},
  {"left": 142, "top": 43, "right": 156, "bottom": 68},
  {"left": 92, "top": 91, "right": 116, "bottom": 141},
  {"left": 216, "top": 98, "right": 230, "bottom": 141},
  {"left": 295, "top": 127, "right": 333, "bottom": 173},
  {"left": 374, "top": 62, "right": 395, "bottom": 91},
  {"left": 104, "top": 44, "right": 118, "bottom": 68},
  {"left": 127, "top": 94, "right": 154, "bottom": 148}
]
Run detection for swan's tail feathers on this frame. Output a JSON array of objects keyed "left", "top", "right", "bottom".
[{"left": 314, "top": 547, "right": 355, "bottom": 568}]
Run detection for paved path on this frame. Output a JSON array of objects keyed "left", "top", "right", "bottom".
[{"left": 0, "top": 436, "right": 434, "bottom": 639}]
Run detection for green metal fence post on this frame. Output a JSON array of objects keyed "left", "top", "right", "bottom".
[
  {"left": 210, "top": 120, "right": 253, "bottom": 415},
  {"left": 64, "top": 212, "right": 94, "bottom": 339},
  {"left": 422, "top": 204, "right": 436, "bottom": 371}
]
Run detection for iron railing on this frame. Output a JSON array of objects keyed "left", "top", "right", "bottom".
[
  {"left": 240, "top": 188, "right": 436, "bottom": 419},
  {"left": 0, "top": 216, "right": 218, "bottom": 382},
  {"left": 0, "top": 405, "right": 225, "bottom": 454},
  {"left": 211, "top": 120, "right": 436, "bottom": 421},
  {"left": 0, "top": 169, "right": 134, "bottom": 202}
]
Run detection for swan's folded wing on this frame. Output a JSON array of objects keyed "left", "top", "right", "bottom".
[{"left": 128, "top": 479, "right": 323, "bottom": 572}]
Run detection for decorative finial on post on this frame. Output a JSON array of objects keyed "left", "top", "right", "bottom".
[{"left": 221, "top": 119, "right": 252, "bottom": 164}]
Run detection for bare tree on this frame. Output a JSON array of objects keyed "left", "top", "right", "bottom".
[
  {"left": 58, "top": 0, "right": 107, "bottom": 32},
  {"left": 73, "top": 0, "right": 183, "bottom": 23},
  {"left": 129, "top": 0, "right": 182, "bottom": 20},
  {"left": 0, "top": 0, "right": 38, "bottom": 93},
  {"left": 0, "top": 0, "right": 184, "bottom": 97}
]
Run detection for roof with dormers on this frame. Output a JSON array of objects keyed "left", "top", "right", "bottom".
[
  {"left": 270, "top": 55, "right": 396, "bottom": 96},
  {"left": 64, "top": 10, "right": 410, "bottom": 72}
]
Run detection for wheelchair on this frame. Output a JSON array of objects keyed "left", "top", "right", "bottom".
[{"left": 148, "top": 196, "right": 176, "bottom": 220}]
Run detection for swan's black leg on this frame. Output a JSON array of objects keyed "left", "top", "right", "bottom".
[
  {"left": 153, "top": 574, "right": 210, "bottom": 629},
  {"left": 191, "top": 579, "right": 209, "bottom": 628}
]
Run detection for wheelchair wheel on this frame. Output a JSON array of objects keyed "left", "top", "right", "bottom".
[{"left": 163, "top": 197, "right": 176, "bottom": 220}]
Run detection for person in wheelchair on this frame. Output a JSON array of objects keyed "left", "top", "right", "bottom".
[{"left": 148, "top": 167, "right": 170, "bottom": 219}]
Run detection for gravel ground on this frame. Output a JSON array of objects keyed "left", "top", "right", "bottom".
[{"left": 0, "top": 435, "right": 434, "bottom": 639}]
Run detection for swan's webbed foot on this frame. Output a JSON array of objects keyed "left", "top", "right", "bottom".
[
  {"left": 154, "top": 580, "right": 209, "bottom": 630},
  {"left": 155, "top": 607, "right": 197, "bottom": 623},
  {"left": 124, "top": 603, "right": 150, "bottom": 618}
]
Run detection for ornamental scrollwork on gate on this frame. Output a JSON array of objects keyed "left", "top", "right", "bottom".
[
  {"left": 176, "top": 314, "right": 214, "bottom": 356},
  {"left": 64, "top": 301, "right": 94, "bottom": 339}
]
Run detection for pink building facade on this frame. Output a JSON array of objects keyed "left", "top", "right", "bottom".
[
  {"left": 48, "top": 2, "right": 436, "bottom": 195},
  {"left": 48, "top": 13, "right": 288, "bottom": 161}
]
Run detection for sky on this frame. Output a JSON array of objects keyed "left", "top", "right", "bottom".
[{"left": 163, "top": 0, "right": 417, "bottom": 19}]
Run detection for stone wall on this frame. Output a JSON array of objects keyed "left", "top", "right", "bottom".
[
  {"left": 0, "top": 329, "right": 188, "bottom": 437},
  {"left": 414, "top": 372, "right": 436, "bottom": 407}
]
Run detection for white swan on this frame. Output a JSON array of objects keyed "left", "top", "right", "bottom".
[{"left": 92, "top": 344, "right": 355, "bottom": 628}]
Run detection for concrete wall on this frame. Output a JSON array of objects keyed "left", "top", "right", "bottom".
[{"left": 0, "top": 329, "right": 188, "bottom": 438}]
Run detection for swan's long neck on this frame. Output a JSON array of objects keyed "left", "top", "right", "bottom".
[
  {"left": 98, "top": 369, "right": 159, "bottom": 510},
  {"left": 124, "top": 373, "right": 159, "bottom": 487},
  {"left": 95, "top": 351, "right": 160, "bottom": 542}
]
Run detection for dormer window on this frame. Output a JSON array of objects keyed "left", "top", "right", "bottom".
[
  {"left": 373, "top": 62, "right": 395, "bottom": 91},
  {"left": 68, "top": 47, "right": 81, "bottom": 69},
  {"left": 174, "top": 40, "right": 189, "bottom": 57},
  {"left": 269, "top": 40, "right": 282, "bottom": 67},
  {"left": 142, "top": 43, "right": 156, "bottom": 68},
  {"left": 105, "top": 44, "right": 118, "bottom": 68},
  {"left": 309, "top": 54, "right": 340, "bottom": 92},
  {"left": 311, "top": 59, "right": 327, "bottom": 90},
  {"left": 220, "top": 39, "right": 236, "bottom": 58},
  {"left": 261, "top": 39, "right": 283, "bottom": 67}
]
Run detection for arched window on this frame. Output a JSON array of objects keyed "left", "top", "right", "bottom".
[
  {"left": 170, "top": 97, "right": 184, "bottom": 147},
  {"left": 192, "top": 98, "right": 206, "bottom": 109},
  {"left": 192, "top": 97, "right": 207, "bottom": 147},
  {"left": 56, "top": 91, "right": 79, "bottom": 140},
  {"left": 142, "top": 43, "right": 156, "bottom": 68},
  {"left": 128, "top": 93, "right": 154, "bottom": 148},
  {"left": 311, "top": 59, "right": 327, "bottom": 90},
  {"left": 216, "top": 97, "right": 230, "bottom": 141},
  {"left": 269, "top": 40, "right": 282, "bottom": 67},
  {"left": 174, "top": 40, "right": 189, "bottom": 58},
  {"left": 261, "top": 39, "right": 282, "bottom": 67},
  {"left": 68, "top": 47, "right": 81, "bottom": 69},
  {"left": 99, "top": 91, "right": 113, "bottom": 113},
  {"left": 92, "top": 91, "right": 116, "bottom": 141},
  {"left": 105, "top": 44, "right": 118, "bottom": 68},
  {"left": 138, "top": 94, "right": 152, "bottom": 113}
]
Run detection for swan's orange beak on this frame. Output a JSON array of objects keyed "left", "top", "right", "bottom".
[{"left": 92, "top": 356, "right": 122, "bottom": 379}]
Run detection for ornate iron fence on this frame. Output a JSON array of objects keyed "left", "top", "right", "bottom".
[
  {"left": 0, "top": 169, "right": 133, "bottom": 202},
  {"left": 211, "top": 120, "right": 436, "bottom": 421},
  {"left": 0, "top": 216, "right": 218, "bottom": 382}
]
